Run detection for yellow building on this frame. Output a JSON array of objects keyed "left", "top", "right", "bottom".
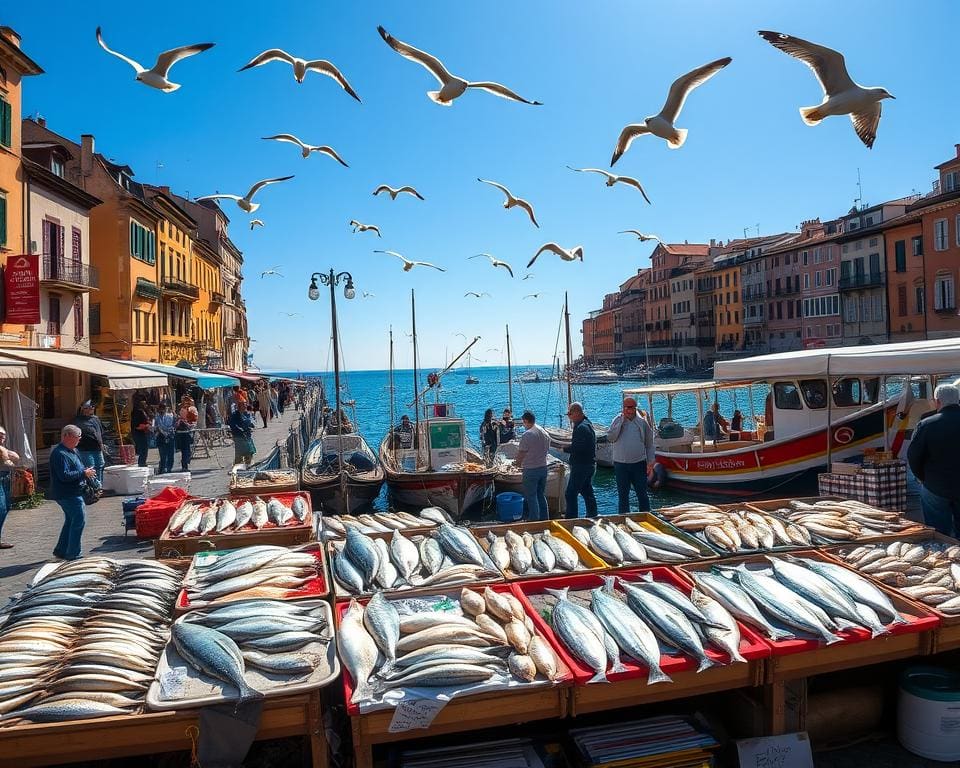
[{"left": 192, "top": 236, "right": 222, "bottom": 363}]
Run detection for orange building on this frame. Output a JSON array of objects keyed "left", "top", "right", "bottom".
[
  {"left": 645, "top": 242, "right": 708, "bottom": 362},
  {"left": 919, "top": 146, "right": 960, "bottom": 339},
  {"left": 883, "top": 213, "right": 926, "bottom": 341}
]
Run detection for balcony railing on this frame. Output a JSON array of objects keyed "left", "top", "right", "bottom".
[
  {"left": 162, "top": 278, "right": 200, "bottom": 300},
  {"left": 135, "top": 277, "right": 161, "bottom": 300},
  {"left": 775, "top": 284, "right": 801, "bottom": 296},
  {"left": 41, "top": 257, "right": 99, "bottom": 290},
  {"left": 743, "top": 313, "right": 765, "bottom": 326},
  {"left": 210, "top": 291, "right": 225, "bottom": 305},
  {"left": 839, "top": 272, "right": 884, "bottom": 291}
]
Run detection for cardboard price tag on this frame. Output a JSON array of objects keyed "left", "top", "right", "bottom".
[
  {"left": 160, "top": 667, "right": 188, "bottom": 700},
  {"left": 736, "top": 732, "right": 813, "bottom": 768},
  {"left": 387, "top": 698, "right": 447, "bottom": 733}
]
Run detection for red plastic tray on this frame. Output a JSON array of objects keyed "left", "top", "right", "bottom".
[
  {"left": 511, "top": 566, "right": 770, "bottom": 686},
  {"left": 674, "top": 557, "right": 940, "bottom": 657},
  {"left": 175, "top": 548, "right": 327, "bottom": 612},
  {"left": 336, "top": 583, "right": 574, "bottom": 716}
]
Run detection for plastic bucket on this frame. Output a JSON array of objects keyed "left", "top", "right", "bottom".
[
  {"left": 496, "top": 491, "right": 524, "bottom": 522},
  {"left": 898, "top": 666, "right": 960, "bottom": 761}
]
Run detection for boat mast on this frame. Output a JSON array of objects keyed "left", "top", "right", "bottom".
[
  {"left": 411, "top": 289, "right": 420, "bottom": 431},
  {"left": 506, "top": 324, "right": 513, "bottom": 415},
  {"left": 389, "top": 326, "right": 396, "bottom": 433},
  {"left": 564, "top": 291, "right": 573, "bottom": 408}
]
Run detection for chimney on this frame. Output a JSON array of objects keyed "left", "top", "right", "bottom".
[
  {"left": 955, "top": 143, "right": 960, "bottom": 159},
  {"left": 36, "top": 116, "right": 45, "bottom": 127},
  {"left": 710, "top": 238, "right": 716, "bottom": 247},
  {"left": 0, "top": 27, "right": 22, "bottom": 48},
  {"left": 80, "top": 134, "right": 94, "bottom": 177},
  {"left": 160, "top": 185, "right": 171, "bottom": 196}
]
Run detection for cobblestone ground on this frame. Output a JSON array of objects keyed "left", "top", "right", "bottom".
[{"left": 0, "top": 406, "right": 305, "bottom": 602}]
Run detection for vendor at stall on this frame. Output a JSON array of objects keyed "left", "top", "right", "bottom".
[
  {"left": 228, "top": 403, "right": 257, "bottom": 466},
  {"left": 71, "top": 400, "right": 105, "bottom": 485}
]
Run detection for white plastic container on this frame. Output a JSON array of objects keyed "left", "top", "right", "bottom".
[
  {"left": 113, "top": 466, "right": 153, "bottom": 495},
  {"left": 898, "top": 666, "right": 960, "bottom": 761},
  {"left": 144, "top": 472, "right": 191, "bottom": 498}
]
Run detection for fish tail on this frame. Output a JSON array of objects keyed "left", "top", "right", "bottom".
[
  {"left": 647, "top": 666, "right": 673, "bottom": 685},
  {"left": 238, "top": 682, "right": 265, "bottom": 703},
  {"left": 696, "top": 655, "right": 716, "bottom": 673},
  {"left": 730, "top": 649, "right": 748, "bottom": 664},
  {"left": 544, "top": 587, "right": 569, "bottom": 600},
  {"left": 823, "top": 632, "right": 844, "bottom": 646},
  {"left": 611, "top": 658, "right": 628, "bottom": 674},
  {"left": 800, "top": 105, "right": 823, "bottom": 125},
  {"left": 768, "top": 627, "right": 794, "bottom": 642},
  {"left": 870, "top": 624, "right": 891, "bottom": 639},
  {"left": 588, "top": 669, "right": 609, "bottom": 684}
]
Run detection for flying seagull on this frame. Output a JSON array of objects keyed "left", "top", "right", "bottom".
[
  {"left": 95, "top": 27, "right": 214, "bottom": 92},
  {"left": 261, "top": 134, "right": 349, "bottom": 165},
  {"left": 477, "top": 179, "right": 539, "bottom": 228},
  {"left": 619, "top": 230, "right": 661, "bottom": 242},
  {"left": 469, "top": 253, "right": 514, "bottom": 278},
  {"left": 522, "top": 273, "right": 534, "bottom": 280},
  {"left": 611, "top": 56, "right": 732, "bottom": 164},
  {"left": 349, "top": 220, "right": 381, "bottom": 237},
  {"left": 758, "top": 30, "right": 894, "bottom": 149},
  {"left": 278, "top": 311, "right": 301, "bottom": 317},
  {"left": 527, "top": 243, "right": 583, "bottom": 269},
  {"left": 361, "top": 291, "right": 376, "bottom": 299},
  {"left": 377, "top": 25, "right": 541, "bottom": 107},
  {"left": 523, "top": 293, "right": 543, "bottom": 300},
  {"left": 197, "top": 176, "right": 294, "bottom": 213},
  {"left": 373, "top": 184, "right": 424, "bottom": 200},
  {"left": 250, "top": 219, "right": 264, "bottom": 230},
  {"left": 239, "top": 49, "right": 361, "bottom": 100},
  {"left": 374, "top": 250, "right": 445, "bottom": 272},
  {"left": 567, "top": 166, "right": 651, "bottom": 205},
  {"left": 464, "top": 291, "right": 491, "bottom": 298},
  {"left": 261, "top": 267, "right": 283, "bottom": 278}
]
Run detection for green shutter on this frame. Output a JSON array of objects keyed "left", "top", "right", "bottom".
[
  {"left": 895, "top": 240, "right": 906, "bottom": 273},
  {"left": 0, "top": 98, "right": 11, "bottom": 148},
  {"left": 0, "top": 194, "right": 6, "bottom": 246}
]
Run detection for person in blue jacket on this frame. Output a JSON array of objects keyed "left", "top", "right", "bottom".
[
  {"left": 49, "top": 424, "right": 96, "bottom": 560},
  {"left": 563, "top": 402, "right": 598, "bottom": 519}
]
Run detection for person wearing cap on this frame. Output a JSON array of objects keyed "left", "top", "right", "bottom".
[
  {"left": 176, "top": 396, "right": 199, "bottom": 473},
  {"left": 71, "top": 400, "right": 105, "bottom": 485},
  {"left": 0, "top": 426, "right": 20, "bottom": 549}
]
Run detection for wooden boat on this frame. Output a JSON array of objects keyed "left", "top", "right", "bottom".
[
  {"left": 301, "top": 432, "right": 384, "bottom": 514},
  {"left": 544, "top": 424, "right": 614, "bottom": 468},
  {"left": 493, "top": 440, "right": 568, "bottom": 515}
]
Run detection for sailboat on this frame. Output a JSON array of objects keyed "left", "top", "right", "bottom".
[{"left": 465, "top": 352, "right": 479, "bottom": 385}]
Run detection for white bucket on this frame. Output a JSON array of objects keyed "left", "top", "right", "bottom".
[{"left": 898, "top": 666, "right": 960, "bottom": 761}]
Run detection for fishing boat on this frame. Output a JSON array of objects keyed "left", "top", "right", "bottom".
[
  {"left": 652, "top": 363, "right": 679, "bottom": 378},
  {"left": 569, "top": 368, "right": 620, "bottom": 384},
  {"left": 517, "top": 369, "right": 542, "bottom": 383},
  {"left": 624, "top": 337, "right": 960, "bottom": 496},
  {"left": 301, "top": 432, "right": 384, "bottom": 514},
  {"left": 493, "top": 441, "right": 568, "bottom": 513}
]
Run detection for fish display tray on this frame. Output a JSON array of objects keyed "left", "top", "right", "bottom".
[
  {"left": 745, "top": 496, "right": 930, "bottom": 545},
  {"left": 336, "top": 584, "right": 573, "bottom": 717},
  {"left": 146, "top": 599, "right": 339, "bottom": 711},
  {"left": 654, "top": 503, "right": 813, "bottom": 556},
  {"left": 470, "top": 521, "right": 608, "bottom": 580},
  {"left": 319, "top": 514, "right": 438, "bottom": 541},
  {"left": 154, "top": 491, "right": 314, "bottom": 559},
  {"left": 327, "top": 527, "right": 504, "bottom": 601},
  {"left": 675, "top": 551, "right": 939, "bottom": 682},
  {"left": 173, "top": 544, "right": 329, "bottom": 614},
  {"left": 229, "top": 468, "right": 300, "bottom": 495},
  {"left": 551, "top": 514, "right": 719, "bottom": 568}
]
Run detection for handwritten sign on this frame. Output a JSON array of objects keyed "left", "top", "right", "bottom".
[
  {"left": 387, "top": 698, "right": 447, "bottom": 733},
  {"left": 736, "top": 732, "right": 813, "bottom": 768},
  {"left": 159, "top": 667, "right": 187, "bottom": 700}
]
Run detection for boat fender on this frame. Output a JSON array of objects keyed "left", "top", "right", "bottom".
[{"left": 649, "top": 462, "right": 666, "bottom": 490}]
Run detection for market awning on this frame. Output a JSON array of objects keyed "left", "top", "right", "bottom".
[
  {"left": 112, "top": 360, "right": 237, "bottom": 389},
  {"left": 210, "top": 369, "right": 263, "bottom": 384},
  {"left": 0, "top": 349, "right": 167, "bottom": 389},
  {"left": 0, "top": 355, "right": 29, "bottom": 380},
  {"left": 623, "top": 379, "right": 756, "bottom": 396}
]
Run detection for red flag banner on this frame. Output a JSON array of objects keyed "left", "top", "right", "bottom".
[{"left": 4, "top": 254, "right": 40, "bottom": 325}]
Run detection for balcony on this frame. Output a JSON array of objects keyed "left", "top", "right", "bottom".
[
  {"left": 743, "top": 313, "right": 765, "bottom": 326},
  {"left": 134, "top": 277, "right": 161, "bottom": 300},
  {"left": 775, "top": 284, "right": 801, "bottom": 297},
  {"left": 839, "top": 272, "right": 884, "bottom": 291},
  {"left": 41, "top": 257, "right": 99, "bottom": 291},
  {"left": 210, "top": 291, "right": 225, "bottom": 305},
  {"left": 162, "top": 277, "right": 199, "bottom": 301},
  {"left": 225, "top": 323, "right": 245, "bottom": 339}
]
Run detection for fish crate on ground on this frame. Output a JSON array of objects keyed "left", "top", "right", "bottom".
[
  {"left": 336, "top": 584, "right": 573, "bottom": 768},
  {"left": 551, "top": 513, "right": 719, "bottom": 569},
  {"left": 173, "top": 543, "right": 328, "bottom": 615},
  {"left": 327, "top": 526, "right": 505, "bottom": 602},
  {"left": 0, "top": 692, "right": 327, "bottom": 768},
  {"left": 824, "top": 532, "right": 960, "bottom": 654},
  {"left": 511, "top": 568, "right": 770, "bottom": 716},
  {"left": 154, "top": 491, "right": 314, "bottom": 558},
  {"left": 746, "top": 496, "right": 928, "bottom": 545},
  {"left": 229, "top": 468, "right": 300, "bottom": 496},
  {"left": 147, "top": 599, "right": 338, "bottom": 711},
  {"left": 676, "top": 551, "right": 939, "bottom": 684},
  {"left": 470, "top": 520, "right": 608, "bottom": 580}
]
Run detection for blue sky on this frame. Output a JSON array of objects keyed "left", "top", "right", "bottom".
[{"left": 7, "top": 1, "right": 959, "bottom": 371}]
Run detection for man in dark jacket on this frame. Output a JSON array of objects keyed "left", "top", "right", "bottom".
[
  {"left": 908, "top": 383, "right": 960, "bottom": 535},
  {"left": 563, "top": 401, "right": 598, "bottom": 519},
  {"left": 50, "top": 424, "right": 96, "bottom": 560},
  {"left": 71, "top": 400, "right": 105, "bottom": 485},
  {"left": 130, "top": 398, "right": 151, "bottom": 468}
]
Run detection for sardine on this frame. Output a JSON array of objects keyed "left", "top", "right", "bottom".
[
  {"left": 216, "top": 500, "right": 238, "bottom": 532},
  {"left": 540, "top": 530, "right": 579, "bottom": 571},
  {"left": 389, "top": 530, "right": 420, "bottom": 581}
]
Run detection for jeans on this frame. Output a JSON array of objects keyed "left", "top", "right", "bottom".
[
  {"left": 77, "top": 450, "right": 105, "bottom": 486},
  {"left": 522, "top": 466, "right": 549, "bottom": 521},
  {"left": 157, "top": 437, "right": 175, "bottom": 475},
  {"left": 614, "top": 460, "right": 650, "bottom": 514},
  {"left": 565, "top": 462, "right": 598, "bottom": 519},
  {"left": 132, "top": 432, "right": 149, "bottom": 467},
  {"left": 920, "top": 485, "right": 960, "bottom": 536},
  {"left": 54, "top": 496, "right": 85, "bottom": 560},
  {"left": 0, "top": 475, "right": 8, "bottom": 541},
  {"left": 176, "top": 432, "right": 193, "bottom": 471}
]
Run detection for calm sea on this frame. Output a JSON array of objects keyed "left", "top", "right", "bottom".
[{"left": 270, "top": 366, "right": 769, "bottom": 514}]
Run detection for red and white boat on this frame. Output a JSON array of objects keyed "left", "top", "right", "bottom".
[{"left": 624, "top": 338, "right": 960, "bottom": 497}]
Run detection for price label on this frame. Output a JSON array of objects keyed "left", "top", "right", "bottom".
[
  {"left": 387, "top": 698, "right": 447, "bottom": 733},
  {"left": 160, "top": 667, "right": 187, "bottom": 700}
]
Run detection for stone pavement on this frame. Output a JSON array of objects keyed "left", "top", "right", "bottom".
[{"left": 0, "top": 406, "right": 308, "bottom": 603}]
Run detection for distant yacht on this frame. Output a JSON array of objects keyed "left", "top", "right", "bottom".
[{"left": 569, "top": 368, "right": 620, "bottom": 385}]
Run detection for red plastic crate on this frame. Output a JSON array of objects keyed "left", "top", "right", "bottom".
[
  {"left": 511, "top": 566, "right": 771, "bottom": 686},
  {"left": 175, "top": 548, "right": 328, "bottom": 612},
  {"left": 336, "top": 583, "right": 574, "bottom": 716}
]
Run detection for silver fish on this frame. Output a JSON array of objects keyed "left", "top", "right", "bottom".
[
  {"left": 0, "top": 698, "right": 131, "bottom": 723},
  {"left": 691, "top": 571, "right": 794, "bottom": 642},
  {"left": 435, "top": 524, "right": 486, "bottom": 566},
  {"left": 338, "top": 599, "right": 380, "bottom": 703},
  {"left": 170, "top": 620, "right": 262, "bottom": 702},
  {"left": 419, "top": 537, "right": 443, "bottom": 575},
  {"left": 797, "top": 557, "right": 905, "bottom": 625},
  {"left": 242, "top": 650, "right": 322, "bottom": 675},
  {"left": 242, "top": 631, "right": 320, "bottom": 653},
  {"left": 571, "top": 525, "right": 592, "bottom": 549},
  {"left": 531, "top": 537, "right": 557, "bottom": 572},
  {"left": 689, "top": 588, "right": 746, "bottom": 663},
  {"left": 390, "top": 530, "right": 420, "bottom": 581},
  {"left": 332, "top": 546, "right": 365, "bottom": 594},
  {"left": 419, "top": 506, "right": 452, "bottom": 525},
  {"left": 634, "top": 572, "right": 713, "bottom": 626},
  {"left": 588, "top": 521, "right": 623, "bottom": 564},
  {"left": 363, "top": 592, "right": 400, "bottom": 673},
  {"left": 180, "top": 506, "right": 204, "bottom": 535},
  {"left": 345, "top": 527, "right": 381, "bottom": 587},
  {"left": 541, "top": 530, "right": 579, "bottom": 571},
  {"left": 168, "top": 502, "right": 201, "bottom": 534},
  {"left": 292, "top": 496, "right": 309, "bottom": 522},
  {"left": 374, "top": 662, "right": 498, "bottom": 691},
  {"left": 590, "top": 580, "right": 669, "bottom": 684},
  {"left": 485, "top": 532, "right": 511, "bottom": 571},
  {"left": 611, "top": 525, "right": 647, "bottom": 563},
  {"left": 769, "top": 557, "right": 876, "bottom": 634},
  {"left": 234, "top": 501, "right": 254, "bottom": 529},
  {"left": 374, "top": 538, "right": 400, "bottom": 589},
  {"left": 544, "top": 586, "right": 609, "bottom": 683},
  {"left": 507, "top": 537, "right": 533, "bottom": 574},
  {"left": 394, "top": 643, "right": 510, "bottom": 669},
  {"left": 251, "top": 498, "right": 269, "bottom": 529},
  {"left": 216, "top": 500, "right": 238, "bottom": 533},
  {"left": 199, "top": 503, "right": 219, "bottom": 535},
  {"left": 267, "top": 498, "right": 293, "bottom": 527}
]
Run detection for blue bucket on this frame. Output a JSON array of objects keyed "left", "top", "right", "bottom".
[{"left": 496, "top": 492, "right": 524, "bottom": 522}]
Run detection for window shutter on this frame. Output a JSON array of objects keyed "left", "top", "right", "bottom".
[
  {"left": 72, "top": 227, "right": 81, "bottom": 262},
  {"left": 0, "top": 98, "right": 10, "bottom": 148},
  {"left": 73, "top": 296, "right": 83, "bottom": 339},
  {"left": 0, "top": 194, "right": 5, "bottom": 246},
  {"left": 57, "top": 225, "right": 65, "bottom": 263},
  {"left": 895, "top": 241, "right": 906, "bottom": 272}
]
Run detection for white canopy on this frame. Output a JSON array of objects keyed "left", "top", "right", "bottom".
[
  {"left": 0, "top": 354, "right": 28, "bottom": 380},
  {"left": 714, "top": 337, "right": 960, "bottom": 381},
  {"left": 0, "top": 349, "right": 167, "bottom": 390},
  {"left": 623, "top": 380, "right": 755, "bottom": 396}
]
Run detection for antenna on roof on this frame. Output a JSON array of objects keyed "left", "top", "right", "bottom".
[
  {"left": 854, "top": 167, "right": 863, "bottom": 210},
  {"left": 156, "top": 160, "right": 164, "bottom": 174},
  {"left": 743, "top": 227, "right": 749, "bottom": 239},
  {"left": 755, "top": 224, "right": 760, "bottom": 237}
]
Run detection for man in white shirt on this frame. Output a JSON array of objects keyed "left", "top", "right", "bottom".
[
  {"left": 607, "top": 396, "right": 655, "bottom": 513},
  {"left": 514, "top": 410, "right": 552, "bottom": 521}
]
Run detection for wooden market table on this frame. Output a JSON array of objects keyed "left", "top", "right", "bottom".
[{"left": 0, "top": 692, "right": 328, "bottom": 768}]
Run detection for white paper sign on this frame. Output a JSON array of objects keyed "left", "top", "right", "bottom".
[
  {"left": 736, "top": 732, "right": 813, "bottom": 768},
  {"left": 387, "top": 698, "right": 447, "bottom": 733},
  {"left": 159, "top": 667, "right": 188, "bottom": 700}
]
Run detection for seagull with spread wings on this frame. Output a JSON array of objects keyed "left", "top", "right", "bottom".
[
  {"left": 197, "top": 176, "right": 294, "bottom": 213},
  {"left": 250, "top": 219, "right": 264, "bottom": 230},
  {"left": 95, "top": 27, "right": 214, "bottom": 92},
  {"left": 349, "top": 220, "right": 381, "bottom": 237},
  {"left": 611, "top": 56, "right": 732, "bottom": 164},
  {"left": 468, "top": 253, "right": 514, "bottom": 278},
  {"left": 523, "top": 293, "right": 543, "bottom": 300},
  {"left": 374, "top": 250, "right": 445, "bottom": 272},
  {"left": 477, "top": 179, "right": 539, "bottom": 228},
  {"left": 261, "top": 267, "right": 283, "bottom": 278},
  {"left": 377, "top": 26, "right": 541, "bottom": 107},
  {"left": 361, "top": 291, "right": 376, "bottom": 299},
  {"left": 464, "top": 291, "right": 492, "bottom": 298},
  {"left": 261, "top": 134, "right": 349, "bottom": 165},
  {"left": 239, "top": 48, "right": 361, "bottom": 100},
  {"left": 278, "top": 311, "right": 301, "bottom": 317},
  {"left": 619, "top": 230, "right": 661, "bottom": 242},
  {"left": 526, "top": 243, "right": 583, "bottom": 269},
  {"left": 373, "top": 185, "right": 424, "bottom": 201},
  {"left": 522, "top": 273, "right": 535, "bottom": 281},
  {"left": 758, "top": 31, "right": 893, "bottom": 149},
  {"left": 567, "top": 166, "right": 652, "bottom": 205}
]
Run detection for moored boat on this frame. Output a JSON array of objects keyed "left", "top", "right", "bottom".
[
  {"left": 544, "top": 424, "right": 614, "bottom": 468},
  {"left": 569, "top": 368, "right": 620, "bottom": 385},
  {"left": 493, "top": 440, "right": 568, "bottom": 515},
  {"left": 301, "top": 432, "right": 384, "bottom": 514}
]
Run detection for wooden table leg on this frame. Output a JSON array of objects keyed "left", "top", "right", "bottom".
[
  {"left": 351, "top": 716, "right": 373, "bottom": 768},
  {"left": 307, "top": 692, "right": 328, "bottom": 768},
  {"left": 764, "top": 680, "right": 786, "bottom": 735}
]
